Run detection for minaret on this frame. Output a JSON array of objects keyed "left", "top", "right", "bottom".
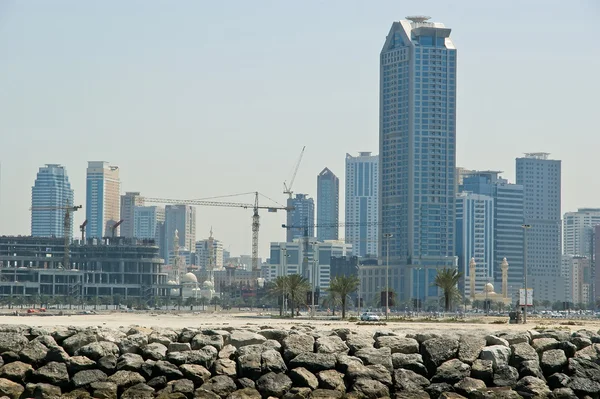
[
  {"left": 207, "top": 228, "right": 214, "bottom": 284},
  {"left": 469, "top": 258, "right": 476, "bottom": 299},
  {"left": 501, "top": 258, "right": 509, "bottom": 299},
  {"left": 173, "top": 229, "right": 181, "bottom": 283}
]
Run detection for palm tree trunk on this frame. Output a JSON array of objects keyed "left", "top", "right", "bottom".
[
  {"left": 290, "top": 299, "right": 294, "bottom": 318},
  {"left": 341, "top": 298, "right": 346, "bottom": 319},
  {"left": 445, "top": 294, "right": 450, "bottom": 312}
]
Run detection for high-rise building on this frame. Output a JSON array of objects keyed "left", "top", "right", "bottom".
[
  {"left": 195, "top": 231, "right": 224, "bottom": 271},
  {"left": 162, "top": 204, "right": 196, "bottom": 261},
  {"left": 31, "top": 164, "right": 74, "bottom": 237},
  {"left": 133, "top": 206, "right": 165, "bottom": 244},
  {"left": 516, "top": 153, "right": 564, "bottom": 302},
  {"left": 345, "top": 152, "right": 379, "bottom": 257},
  {"left": 316, "top": 168, "right": 339, "bottom": 241},
  {"left": 86, "top": 161, "right": 121, "bottom": 238},
  {"left": 120, "top": 192, "right": 144, "bottom": 238},
  {"left": 561, "top": 255, "right": 590, "bottom": 305},
  {"left": 460, "top": 171, "right": 525, "bottom": 301},
  {"left": 455, "top": 192, "right": 494, "bottom": 298},
  {"left": 563, "top": 209, "right": 600, "bottom": 257},
  {"left": 379, "top": 16, "right": 458, "bottom": 300},
  {"left": 286, "top": 194, "right": 315, "bottom": 242}
]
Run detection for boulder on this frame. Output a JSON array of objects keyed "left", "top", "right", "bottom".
[
  {"left": 393, "top": 368, "right": 430, "bottom": 392},
  {"left": 62, "top": 332, "right": 98, "bottom": 355},
  {"left": 180, "top": 364, "right": 211, "bottom": 385},
  {"left": 289, "top": 367, "right": 318, "bottom": 390},
  {"left": 76, "top": 341, "right": 119, "bottom": 361},
  {"left": 32, "top": 361, "right": 70, "bottom": 387},
  {"left": 458, "top": 335, "right": 486, "bottom": 365},
  {"left": 226, "top": 388, "right": 262, "bottom": 399},
  {"left": 375, "top": 336, "right": 419, "bottom": 354},
  {"left": 574, "top": 342, "right": 600, "bottom": 361},
  {"left": 351, "top": 378, "right": 389, "bottom": 398},
  {"left": 510, "top": 343, "right": 538, "bottom": 367},
  {"left": 218, "top": 345, "right": 237, "bottom": 360},
  {"left": 119, "top": 333, "right": 148, "bottom": 354},
  {"left": 68, "top": 356, "right": 96, "bottom": 374},
  {"left": 570, "top": 336, "right": 592, "bottom": 351},
  {"left": 256, "top": 372, "right": 292, "bottom": 398},
  {"left": 454, "top": 377, "right": 487, "bottom": 396},
  {"left": 345, "top": 364, "right": 392, "bottom": 386},
  {"left": 354, "top": 347, "right": 393, "bottom": 371},
  {"left": 425, "top": 382, "right": 454, "bottom": 399},
  {"left": 229, "top": 331, "right": 266, "bottom": 349},
  {"left": 515, "top": 376, "right": 551, "bottom": 397},
  {"left": 90, "top": 381, "right": 118, "bottom": 399},
  {"left": 547, "top": 373, "right": 571, "bottom": 390},
  {"left": 549, "top": 387, "right": 578, "bottom": 399},
  {"left": 72, "top": 369, "right": 108, "bottom": 388},
  {"left": 310, "top": 389, "right": 343, "bottom": 398},
  {"left": 236, "top": 378, "right": 255, "bottom": 390},
  {"left": 503, "top": 334, "right": 529, "bottom": 346},
  {"left": 192, "top": 334, "right": 225, "bottom": 351},
  {"left": 282, "top": 334, "right": 315, "bottom": 362},
  {"left": 154, "top": 360, "right": 184, "bottom": 380},
  {"left": 214, "top": 359, "right": 237, "bottom": 377},
  {"left": 117, "top": 353, "right": 145, "bottom": 372},
  {"left": 121, "top": 383, "right": 154, "bottom": 399},
  {"left": 257, "top": 329, "right": 289, "bottom": 343},
  {"left": 346, "top": 334, "right": 375, "bottom": 355},
  {"left": 492, "top": 364, "right": 519, "bottom": 388},
  {"left": 532, "top": 338, "right": 560, "bottom": 353},
  {"left": 431, "top": 359, "right": 471, "bottom": 384},
  {"left": 567, "top": 357, "right": 600, "bottom": 381},
  {"left": 0, "top": 377, "right": 25, "bottom": 399},
  {"left": 46, "top": 345, "right": 70, "bottom": 363},
  {"left": 480, "top": 345, "right": 512, "bottom": 369},
  {"left": 194, "top": 388, "right": 221, "bottom": 399},
  {"left": 289, "top": 353, "right": 336, "bottom": 373},
  {"left": 147, "top": 375, "right": 167, "bottom": 389},
  {"left": 0, "top": 361, "right": 33, "bottom": 384},
  {"left": 19, "top": 340, "right": 48, "bottom": 364},
  {"left": 203, "top": 375, "right": 237, "bottom": 398},
  {"left": 518, "top": 359, "right": 545, "bottom": 380},
  {"left": 168, "top": 378, "right": 194, "bottom": 396},
  {"left": 167, "top": 342, "right": 192, "bottom": 353},
  {"left": 392, "top": 353, "right": 428, "bottom": 376},
  {"left": 485, "top": 335, "right": 509, "bottom": 347},
  {"left": 335, "top": 354, "right": 363, "bottom": 374},
  {"left": 98, "top": 354, "right": 118, "bottom": 374},
  {"left": 315, "top": 336, "right": 349, "bottom": 355},
  {"left": 421, "top": 337, "right": 459, "bottom": 372},
  {"left": 568, "top": 377, "right": 600, "bottom": 396},
  {"left": 142, "top": 342, "right": 168, "bottom": 361},
  {"left": 238, "top": 353, "right": 262, "bottom": 380},
  {"left": 0, "top": 333, "right": 30, "bottom": 354},
  {"left": 316, "top": 369, "right": 345, "bottom": 391},
  {"left": 542, "top": 349, "right": 568, "bottom": 375},
  {"left": 107, "top": 370, "right": 146, "bottom": 389},
  {"left": 25, "top": 382, "right": 62, "bottom": 399}
]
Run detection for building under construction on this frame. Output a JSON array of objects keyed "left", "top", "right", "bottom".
[{"left": 0, "top": 236, "right": 170, "bottom": 301}]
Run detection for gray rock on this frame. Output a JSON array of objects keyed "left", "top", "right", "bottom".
[
  {"left": 395, "top": 391, "right": 430, "bottom": 399},
  {"left": 50, "top": 326, "right": 76, "bottom": 344},
  {"left": 194, "top": 388, "right": 221, "bottom": 399},
  {"left": 558, "top": 341, "right": 577, "bottom": 359},
  {"left": 351, "top": 378, "right": 390, "bottom": 398},
  {"left": 169, "top": 378, "right": 195, "bottom": 395},
  {"left": 72, "top": 369, "right": 108, "bottom": 388},
  {"left": 346, "top": 334, "right": 375, "bottom": 355},
  {"left": 289, "top": 367, "right": 318, "bottom": 390},
  {"left": 570, "top": 336, "right": 592, "bottom": 351},
  {"left": 432, "top": 359, "right": 471, "bottom": 384},
  {"left": 574, "top": 342, "right": 600, "bottom": 361},
  {"left": 568, "top": 377, "right": 600, "bottom": 396},
  {"left": 178, "top": 328, "right": 199, "bottom": 343},
  {"left": 532, "top": 337, "right": 560, "bottom": 353},
  {"left": 335, "top": 354, "right": 363, "bottom": 373},
  {"left": 119, "top": 333, "right": 148, "bottom": 354},
  {"left": 214, "top": 359, "right": 237, "bottom": 377},
  {"left": 310, "top": 389, "right": 343, "bottom": 398},
  {"left": 567, "top": 357, "right": 600, "bottom": 381},
  {"left": 67, "top": 356, "right": 96, "bottom": 373},
  {"left": 492, "top": 364, "right": 519, "bottom": 388},
  {"left": 19, "top": 340, "right": 48, "bottom": 364},
  {"left": 226, "top": 388, "right": 262, "bottom": 399},
  {"left": 375, "top": 335, "right": 419, "bottom": 355},
  {"left": 0, "top": 333, "right": 30, "bottom": 354},
  {"left": 355, "top": 346, "right": 393, "bottom": 371},
  {"left": 510, "top": 343, "right": 538, "bottom": 367},
  {"left": 180, "top": 363, "right": 211, "bottom": 385},
  {"left": 485, "top": 335, "right": 509, "bottom": 347},
  {"left": 537, "top": 330, "right": 570, "bottom": 342},
  {"left": 168, "top": 342, "right": 192, "bottom": 353},
  {"left": 261, "top": 349, "right": 287, "bottom": 373},
  {"left": 289, "top": 353, "right": 336, "bottom": 373},
  {"left": 142, "top": 342, "right": 168, "bottom": 361},
  {"left": 90, "top": 381, "right": 117, "bottom": 399},
  {"left": 1, "top": 351, "right": 19, "bottom": 364},
  {"left": 192, "top": 334, "right": 225, "bottom": 351},
  {"left": 421, "top": 337, "right": 460, "bottom": 372},
  {"left": 263, "top": 339, "right": 282, "bottom": 352},
  {"left": 236, "top": 378, "right": 255, "bottom": 390},
  {"left": 458, "top": 335, "right": 486, "bottom": 365},
  {"left": 316, "top": 369, "right": 345, "bottom": 391},
  {"left": 98, "top": 354, "right": 118, "bottom": 374},
  {"left": 45, "top": 345, "right": 70, "bottom": 363},
  {"left": 315, "top": 336, "right": 349, "bottom": 355},
  {"left": 503, "top": 334, "right": 529, "bottom": 346},
  {"left": 202, "top": 375, "right": 239, "bottom": 398},
  {"left": 0, "top": 377, "right": 25, "bottom": 399},
  {"left": 107, "top": 370, "right": 146, "bottom": 389},
  {"left": 62, "top": 332, "right": 98, "bottom": 355},
  {"left": 76, "top": 341, "right": 119, "bottom": 361},
  {"left": 147, "top": 375, "right": 167, "bottom": 389},
  {"left": 393, "top": 368, "right": 430, "bottom": 392},
  {"left": 25, "top": 382, "right": 62, "bottom": 399},
  {"left": 549, "top": 387, "right": 578, "bottom": 399},
  {"left": 518, "top": 359, "right": 545, "bottom": 380},
  {"left": 480, "top": 345, "right": 512, "bottom": 369},
  {"left": 0, "top": 361, "right": 32, "bottom": 384},
  {"left": 257, "top": 329, "right": 289, "bottom": 343},
  {"left": 117, "top": 353, "right": 145, "bottom": 371},
  {"left": 454, "top": 377, "right": 486, "bottom": 396},
  {"left": 515, "top": 376, "right": 551, "bottom": 397},
  {"left": 229, "top": 331, "right": 266, "bottom": 349},
  {"left": 542, "top": 349, "right": 568, "bottom": 375},
  {"left": 218, "top": 344, "right": 237, "bottom": 360},
  {"left": 154, "top": 360, "right": 183, "bottom": 380},
  {"left": 282, "top": 334, "right": 315, "bottom": 362},
  {"left": 121, "top": 383, "right": 154, "bottom": 399},
  {"left": 392, "top": 353, "right": 428, "bottom": 376},
  {"left": 548, "top": 373, "right": 571, "bottom": 390},
  {"left": 33, "top": 361, "right": 69, "bottom": 387},
  {"left": 425, "top": 382, "right": 454, "bottom": 399},
  {"left": 256, "top": 372, "right": 292, "bottom": 398}
]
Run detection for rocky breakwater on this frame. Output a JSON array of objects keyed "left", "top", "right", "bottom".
[{"left": 0, "top": 325, "right": 599, "bottom": 399}]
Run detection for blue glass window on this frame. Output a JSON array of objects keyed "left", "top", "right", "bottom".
[{"left": 420, "top": 36, "right": 433, "bottom": 46}]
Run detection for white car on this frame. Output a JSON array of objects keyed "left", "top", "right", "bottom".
[{"left": 360, "top": 312, "right": 380, "bottom": 321}]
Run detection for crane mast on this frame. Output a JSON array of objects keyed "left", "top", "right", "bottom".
[{"left": 283, "top": 146, "right": 306, "bottom": 198}]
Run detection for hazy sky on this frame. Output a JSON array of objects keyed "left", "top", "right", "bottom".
[{"left": 1, "top": 1, "right": 599, "bottom": 258}]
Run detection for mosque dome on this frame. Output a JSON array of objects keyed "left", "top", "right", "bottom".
[
  {"left": 202, "top": 280, "right": 215, "bottom": 289},
  {"left": 484, "top": 283, "right": 495, "bottom": 293},
  {"left": 181, "top": 273, "right": 198, "bottom": 284},
  {"left": 167, "top": 280, "right": 177, "bottom": 285}
]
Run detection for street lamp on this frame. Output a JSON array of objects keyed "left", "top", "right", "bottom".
[
  {"left": 522, "top": 224, "right": 532, "bottom": 324},
  {"left": 383, "top": 233, "right": 393, "bottom": 320}
]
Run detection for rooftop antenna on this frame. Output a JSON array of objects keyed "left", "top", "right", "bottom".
[{"left": 406, "top": 15, "right": 431, "bottom": 23}]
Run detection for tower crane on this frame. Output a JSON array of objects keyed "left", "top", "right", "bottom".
[
  {"left": 143, "top": 192, "right": 291, "bottom": 276},
  {"left": 30, "top": 204, "right": 82, "bottom": 269},
  {"left": 283, "top": 146, "right": 306, "bottom": 199},
  {"left": 80, "top": 220, "right": 88, "bottom": 241}
]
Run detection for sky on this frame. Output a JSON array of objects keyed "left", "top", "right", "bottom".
[{"left": 0, "top": 0, "right": 599, "bottom": 258}]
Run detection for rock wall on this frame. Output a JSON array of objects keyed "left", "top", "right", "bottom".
[{"left": 0, "top": 324, "right": 596, "bottom": 398}]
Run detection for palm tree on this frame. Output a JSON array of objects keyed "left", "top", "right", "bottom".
[
  {"left": 322, "top": 290, "right": 340, "bottom": 316},
  {"left": 433, "top": 267, "right": 462, "bottom": 312},
  {"left": 210, "top": 296, "right": 221, "bottom": 311},
  {"left": 268, "top": 276, "right": 288, "bottom": 316},
  {"left": 198, "top": 296, "right": 209, "bottom": 311},
  {"left": 286, "top": 274, "right": 310, "bottom": 318},
  {"left": 328, "top": 275, "right": 360, "bottom": 319}
]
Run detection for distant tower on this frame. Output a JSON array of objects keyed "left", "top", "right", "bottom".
[
  {"left": 207, "top": 228, "right": 215, "bottom": 284},
  {"left": 173, "top": 229, "right": 182, "bottom": 283},
  {"left": 501, "top": 258, "right": 509, "bottom": 299},
  {"left": 469, "top": 258, "right": 476, "bottom": 299}
]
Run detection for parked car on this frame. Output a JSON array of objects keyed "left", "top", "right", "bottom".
[{"left": 360, "top": 312, "right": 380, "bottom": 321}]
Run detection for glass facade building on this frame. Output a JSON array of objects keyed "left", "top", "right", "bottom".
[
  {"left": 379, "top": 17, "right": 457, "bottom": 300},
  {"left": 316, "top": 168, "right": 339, "bottom": 241},
  {"left": 286, "top": 194, "right": 315, "bottom": 242},
  {"left": 31, "top": 164, "right": 74, "bottom": 237},
  {"left": 86, "top": 161, "right": 121, "bottom": 239}
]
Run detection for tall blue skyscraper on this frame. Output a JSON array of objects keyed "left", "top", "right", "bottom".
[
  {"left": 316, "top": 168, "right": 339, "bottom": 241},
  {"left": 516, "top": 153, "right": 564, "bottom": 302},
  {"left": 460, "top": 170, "right": 525, "bottom": 301},
  {"left": 379, "top": 16, "right": 457, "bottom": 300},
  {"left": 345, "top": 152, "right": 379, "bottom": 257},
  {"left": 286, "top": 194, "right": 315, "bottom": 242},
  {"left": 31, "top": 164, "right": 74, "bottom": 237}
]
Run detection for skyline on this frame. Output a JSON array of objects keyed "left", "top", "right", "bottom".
[{"left": 1, "top": 1, "right": 599, "bottom": 257}]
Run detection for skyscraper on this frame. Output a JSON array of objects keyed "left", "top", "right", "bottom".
[
  {"left": 162, "top": 204, "right": 196, "bottom": 261},
  {"left": 516, "top": 153, "right": 564, "bottom": 302},
  {"left": 345, "top": 152, "right": 379, "bottom": 257},
  {"left": 455, "top": 192, "right": 494, "bottom": 298},
  {"left": 133, "top": 205, "right": 165, "bottom": 244},
  {"left": 379, "top": 16, "right": 457, "bottom": 300},
  {"left": 120, "top": 192, "right": 144, "bottom": 238},
  {"left": 563, "top": 208, "right": 600, "bottom": 257},
  {"left": 286, "top": 194, "right": 315, "bottom": 242},
  {"left": 460, "top": 171, "right": 524, "bottom": 300},
  {"left": 86, "top": 161, "right": 121, "bottom": 239},
  {"left": 316, "top": 168, "right": 339, "bottom": 241},
  {"left": 31, "top": 164, "right": 74, "bottom": 237}
]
